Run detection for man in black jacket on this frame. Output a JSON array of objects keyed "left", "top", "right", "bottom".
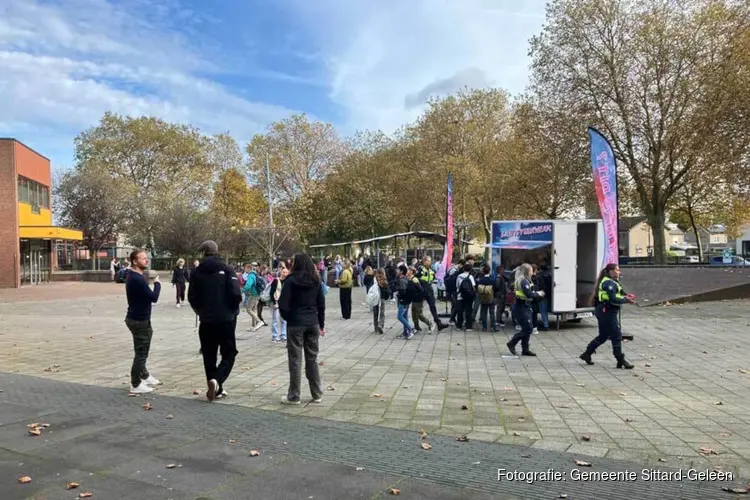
[{"left": 188, "top": 240, "right": 242, "bottom": 402}]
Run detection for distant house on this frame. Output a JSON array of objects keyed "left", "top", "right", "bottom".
[
  {"left": 684, "top": 224, "right": 732, "bottom": 253},
  {"left": 618, "top": 217, "right": 685, "bottom": 257}
]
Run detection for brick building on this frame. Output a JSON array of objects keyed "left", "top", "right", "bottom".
[{"left": 0, "top": 138, "right": 83, "bottom": 288}]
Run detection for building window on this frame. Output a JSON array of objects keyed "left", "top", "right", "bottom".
[{"left": 17, "top": 176, "right": 50, "bottom": 210}]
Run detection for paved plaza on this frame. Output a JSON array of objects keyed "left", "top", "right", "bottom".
[{"left": 1, "top": 282, "right": 750, "bottom": 496}]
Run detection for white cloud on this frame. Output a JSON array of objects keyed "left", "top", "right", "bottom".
[
  {"left": 287, "top": 0, "right": 547, "bottom": 133},
  {"left": 0, "top": 0, "right": 301, "bottom": 165}
]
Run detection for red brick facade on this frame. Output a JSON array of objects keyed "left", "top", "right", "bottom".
[{"left": 0, "top": 139, "right": 20, "bottom": 288}]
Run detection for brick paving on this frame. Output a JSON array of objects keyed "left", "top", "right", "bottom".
[{"left": 0, "top": 282, "right": 749, "bottom": 482}]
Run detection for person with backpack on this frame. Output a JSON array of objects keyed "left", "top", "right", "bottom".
[
  {"left": 476, "top": 265, "right": 498, "bottom": 332},
  {"left": 367, "top": 269, "right": 390, "bottom": 334},
  {"left": 454, "top": 263, "right": 476, "bottom": 331},
  {"left": 241, "top": 262, "right": 266, "bottom": 331},
  {"left": 363, "top": 265, "right": 375, "bottom": 293},
  {"left": 395, "top": 265, "right": 414, "bottom": 339},
  {"left": 445, "top": 259, "right": 463, "bottom": 324},
  {"left": 408, "top": 266, "right": 433, "bottom": 332}
]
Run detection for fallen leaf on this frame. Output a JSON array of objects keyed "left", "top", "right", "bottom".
[
  {"left": 41, "top": 423, "right": 50, "bottom": 428},
  {"left": 512, "top": 432, "right": 520, "bottom": 436},
  {"left": 166, "top": 464, "right": 176, "bottom": 469},
  {"left": 371, "top": 393, "right": 383, "bottom": 398},
  {"left": 318, "top": 361, "right": 326, "bottom": 366},
  {"left": 580, "top": 435, "right": 591, "bottom": 442},
  {"left": 28, "top": 428, "right": 41, "bottom": 436},
  {"left": 719, "top": 432, "right": 733, "bottom": 437},
  {"left": 165, "top": 414, "right": 174, "bottom": 420},
  {"left": 658, "top": 458, "right": 666, "bottom": 463},
  {"left": 326, "top": 386, "right": 335, "bottom": 391},
  {"left": 18, "top": 476, "right": 32, "bottom": 484},
  {"left": 556, "top": 405, "right": 571, "bottom": 409},
  {"left": 619, "top": 392, "right": 628, "bottom": 396},
  {"left": 420, "top": 442, "right": 432, "bottom": 450},
  {"left": 355, "top": 466, "right": 364, "bottom": 471},
  {"left": 142, "top": 403, "right": 153, "bottom": 410},
  {"left": 699, "top": 447, "right": 718, "bottom": 455},
  {"left": 460, "top": 405, "right": 469, "bottom": 410},
  {"left": 44, "top": 366, "right": 52, "bottom": 372},
  {"left": 88, "top": 336, "right": 94, "bottom": 340},
  {"left": 499, "top": 398, "right": 507, "bottom": 402},
  {"left": 518, "top": 417, "right": 525, "bottom": 422},
  {"left": 456, "top": 435, "right": 469, "bottom": 442},
  {"left": 192, "top": 389, "right": 201, "bottom": 395},
  {"left": 503, "top": 387, "right": 515, "bottom": 391},
  {"left": 625, "top": 418, "right": 635, "bottom": 423},
  {"left": 574, "top": 459, "right": 592, "bottom": 467},
  {"left": 229, "top": 439, "right": 237, "bottom": 444},
  {"left": 714, "top": 401, "right": 723, "bottom": 406},
  {"left": 645, "top": 363, "right": 652, "bottom": 368},
  {"left": 440, "top": 377, "right": 448, "bottom": 382},
  {"left": 271, "top": 380, "right": 278, "bottom": 386},
  {"left": 740, "top": 369, "right": 748, "bottom": 374},
  {"left": 389, "top": 488, "right": 401, "bottom": 495},
  {"left": 521, "top": 454, "right": 531, "bottom": 458},
  {"left": 560, "top": 495, "right": 568, "bottom": 499},
  {"left": 721, "top": 486, "right": 749, "bottom": 494},
  {"left": 575, "top": 383, "right": 585, "bottom": 387},
  {"left": 472, "top": 461, "right": 481, "bottom": 465},
  {"left": 67, "top": 482, "right": 80, "bottom": 489},
  {"left": 418, "top": 429, "right": 428, "bottom": 439},
  {"left": 78, "top": 493, "right": 93, "bottom": 498},
  {"left": 249, "top": 450, "right": 260, "bottom": 456},
  {"left": 128, "top": 393, "right": 138, "bottom": 397},
  {"left": 514, "top": 403, "right": 522, "bottom": 407}
]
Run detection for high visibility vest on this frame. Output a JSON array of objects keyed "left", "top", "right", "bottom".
[
  {"left": 419, "top": 266, "right": 435, "bottom": 284},
  {"left": 515, "top": 279, "right": 534, "bottom": 300},
  {"left": 598, "top": 277, "right": 625, "bottom": 303}
]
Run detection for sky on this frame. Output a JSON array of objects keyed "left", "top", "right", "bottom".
[{"left": 0, "top": 0, "right": 547, "bottom": 169}]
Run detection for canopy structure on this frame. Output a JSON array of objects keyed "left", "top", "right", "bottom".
[
  {"left": 485, "top": 241, "right": 550, "bottom": 250},
  {"left": 309, "top": 230, "right": 469, "bottom": 249}
]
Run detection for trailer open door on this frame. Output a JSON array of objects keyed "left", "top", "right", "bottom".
[{"left": 552, "top": 222, "right": 577, "bottom": 313}]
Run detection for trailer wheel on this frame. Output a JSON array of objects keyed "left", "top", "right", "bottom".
[{"left": 569, "top": 318, "right": 583, "bottom": 323}]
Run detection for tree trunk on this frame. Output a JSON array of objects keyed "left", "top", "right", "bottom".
[
  {"left": 647, "top": 213, "right": 668, "bottom": 265},
  {"left": 687, "top": 207, "right": 704, "bottom": 262}
]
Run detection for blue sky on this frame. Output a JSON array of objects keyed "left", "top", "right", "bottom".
[{"left": 0, "top": 0, "right": 547, "bottom": 169}]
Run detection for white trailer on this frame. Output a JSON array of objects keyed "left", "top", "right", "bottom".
[{"left": 487, "top": 219, "right": 605, "bottom": 325}]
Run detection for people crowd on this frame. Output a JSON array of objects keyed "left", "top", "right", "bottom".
[{"left": 123, "top": 245, "right": 635, "bottom": 405}]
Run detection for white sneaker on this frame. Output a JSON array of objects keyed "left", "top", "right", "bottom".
[
  {"left": 281, "top": 396, "right": 301, "bottom": 405},
  {"left": 216, "top": 389, "right": 228, "bottom": 399},
  {"left": 143, "top": 375, "right": 161, "bottom": 386},
  {"left": 532, "top": 328, "right": 539, "bottom": 335},
  {"left": 176, "top": 303, "right": 181, "bottom": 308},
  {"left": 429, "top": 323, "right": 436, "bottom": 333},
  {"left": 252, "top": 324, "right": 263, "bottom": 332},
  {"left": 129, "top": 381, "right": 154, "bottom": 394}
]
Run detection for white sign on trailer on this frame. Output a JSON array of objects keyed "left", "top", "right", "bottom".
[{"left": 552, "top": 222, "right": 578, "bottom": 313}]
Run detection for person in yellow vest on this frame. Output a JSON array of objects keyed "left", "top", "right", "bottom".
[
  {"left": 506, "top": 263, "right": 544, "bottom": 356},
  {"left": 417, "top": 256, "right": 448, "bottom": 331},
  {"left": 336, "top": 260, "right": 354, "bottom": 319},
  {"left": 579, "top": 263, "right": 635, "bottom": 369}
]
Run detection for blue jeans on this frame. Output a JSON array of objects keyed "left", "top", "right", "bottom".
[
  {"left": 272, "top": 307, "right": 287, "bottom": 341},
  {"left": 397, "top": 303, "right": 411, "bottom": 336},
  {"left": 335, "top": 266, "right": 342, "bottom": 280},
  {"left": 539, "top": 298, "right": 549, "bottom": 328}
]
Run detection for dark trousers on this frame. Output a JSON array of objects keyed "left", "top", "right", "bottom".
[
  {"left": 449, "top": 294, "right": 459, "bottom": 322},
  {"left": 455, "top": 299, "right": 474, "bottom": 329},
  {"left": 585, "top": 308, "right": 623, "bottom": 359},
  {"left": 175, "top": 282, "right": 186, "bottom": 303},
  {"left": 339, "top": 287, "right": 352, "bottom": 319},
  {"left": 198, "top": 319, "right": 238, "bottom": 392},
  {"left": 480, "top": 303, "right": 496, "bottom": 330},
  {"left": 509, "top": 304, "right": 533, "bottom": 352},
  {"left": 125, "top": 318, "right": 152, "bottom": 387},
  {"left": 423, "top": 286, "right": 442, "bottom": 325},
  {"left": 286, "top": 324, "right": 323, "bottom": 401},
  {"left": 257, "top": 300, "right": 265, "bottom": 323},
  {"left": 495, "top": 296, "right": 506, "bottom": 324},
  {"left": 472, "top": 295, "right": 480, "bottom": 321},
  {"left": 412, "top": 301, "right": 432, "bottom": 330}
]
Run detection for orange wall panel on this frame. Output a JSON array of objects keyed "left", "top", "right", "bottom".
[{"left": 15, "top": 141, "right": 51, "bottom": 187}]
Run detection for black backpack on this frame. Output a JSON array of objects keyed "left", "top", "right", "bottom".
[
  {"left": 408, "top": 279, "right": 424, "bottom": 302},
  {"left": 445, "top": 269, "right": 459, "bottom": 295},
  {"left": 459, "top": 275, "right": 475, "bottom": 300}
]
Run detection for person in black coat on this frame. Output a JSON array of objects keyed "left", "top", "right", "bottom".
[
  {"left": 171, "top": 258, "right": 189, "bottom": 307},
  {"left": 188, "top": 241, "right": 242, "bottom": 402},
  {"left": 278, "top": 253, "right": 326, "bottom": 405}
]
